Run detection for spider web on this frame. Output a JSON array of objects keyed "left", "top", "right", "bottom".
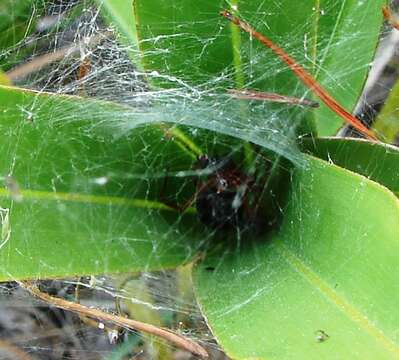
[{"left": 0, "top": 0, "right": 388, "bottom": 359}]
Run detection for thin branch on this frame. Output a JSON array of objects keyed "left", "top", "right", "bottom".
[
  {"left": 19, "top": 281, "right": 208, "bottom": 358},
  {"left": 228, "top": 89, "right": 319, "bottom": 108},
  {"left": 221, "top": 10, "right": 378, "bottom": 140}
]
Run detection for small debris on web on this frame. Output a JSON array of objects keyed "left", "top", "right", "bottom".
[{"left": 315, "top": 329, "right": 330, "bottom": 343}]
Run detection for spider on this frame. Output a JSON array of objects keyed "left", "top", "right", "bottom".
[
  {"left": 193, "top": 155, "right": 258, "bottom": 230},
  {"left": 161, "top": 153, "right": 273, "bottom": 232}
]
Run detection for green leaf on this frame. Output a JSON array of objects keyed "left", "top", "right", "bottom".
[
  {"left": 0, "top": 83, "right": 305, "bottom": 280},
  {"left": 97, "top": 0, "right": 143, "bottom": 68},
  {"left": 133, "top": 0, "right": 385, "bottom": 136},
  {"left": 0, "top": 85, "right": 206, "bottom": 280},
  {"left": 0, "top": 70, "right": 10, "bottom": 85},
  {"left": 98, "top": 0, "right": 138, "bottom": 46},
  {"left": 311, "top": 1, "right": 385, "bottom": 135},
  {"left": 0, "top": 0, "right": 42, "bottom": 71},
  {"left": 194, "top": 155, "right": 399, "bottom": 359},
  {"left": 301, "top": 137, "right": 399, "bottom": 195},
  {"left": 373, "top": 78, "right": 399, "bottom": 142}
]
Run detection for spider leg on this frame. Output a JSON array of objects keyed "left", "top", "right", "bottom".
[{"left": 158, "top": 173, "right": 194, "bottom": 212}]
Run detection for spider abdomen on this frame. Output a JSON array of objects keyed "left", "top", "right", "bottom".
[{"left": 195, "top": 186, "right": 245, "bottom": 229}]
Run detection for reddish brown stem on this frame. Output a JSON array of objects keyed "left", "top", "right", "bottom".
[
  {"left": 221, "top": 10, "right": 377, "bottom": 140},
  {"left": 228, "top": 89, "right": 319, "bottom": 108}
]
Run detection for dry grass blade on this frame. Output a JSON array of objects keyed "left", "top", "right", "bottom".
[
  {"left": 6, "top": 32, "right": 112, "bottom": 81},
  {"left": 19, "top": 281, "right": 208, "bottom": 358}
]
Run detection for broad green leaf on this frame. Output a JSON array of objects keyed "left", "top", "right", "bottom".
[
  {"left": 373, "top": 78, "right": 399, "bottom": 142},
  {"left": 133, "top": 0, "right": 385, "bottom": 136},
  {"left": 194, "top": 155, "right": 399, "bottom": 359},
  {"left": 99, "top": 0, "right": 315, "bottom": 163},
  {"left": 312, "top": 1, "right": 385, "bottom": 135},
  {"left": 301, "top": 137, "right": 399, "bottom": 195},
  {"left": 0, "top": 85, "right": 206, "bottom": 280},
  {"left": 0, "top": 84, "right": 304, "bottom": 280}
]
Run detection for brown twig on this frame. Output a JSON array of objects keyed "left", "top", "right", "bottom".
[
  {"left": 19, "top": 281, "right": 208, "bottom": 358},
  {"left": 221, "top": 10, "right": 378, "bottom": 140},
  {"left": 228, "top": 89, "right": 319, "bottom": 108},
  {"left": 382, "top": 6, "right": 399, "bottom": 30}
]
